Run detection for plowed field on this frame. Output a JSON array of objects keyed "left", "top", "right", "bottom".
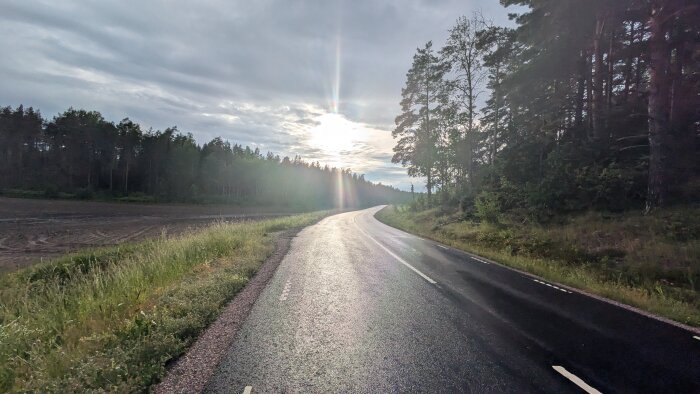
[{"left": 0, "top": 197, "right": 289, "bottom": 271}]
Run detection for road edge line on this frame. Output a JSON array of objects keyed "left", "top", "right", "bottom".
[
  {"left": 552, "top": 366, "right": 602, "bottom": 394},
  {"left": 354, "top": 215, "right": 437, "bottom": 285},
  {"left": 372, "top": 207, "right": 700, "bottom": 336}
]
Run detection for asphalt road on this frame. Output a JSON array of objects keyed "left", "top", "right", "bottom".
[{"left": 207, "top": 207, "right": 700, "bottom": 393}]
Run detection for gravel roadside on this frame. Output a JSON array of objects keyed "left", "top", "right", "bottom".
[{"left": 154, "top": 227, "right": 303, "bottom": 393}]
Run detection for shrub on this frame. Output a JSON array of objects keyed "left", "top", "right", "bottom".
[
  {"left": 474, "top": 191, "right": 502, "bottom": 223},
  {"left": 75, "top": 187, "right": 94, "bottom": 200},
  {"left": 43, "top": 185, "right": 60, "bottom": 199}
]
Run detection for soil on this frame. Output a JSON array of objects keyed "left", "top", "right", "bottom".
[{"left": 0, "top": 197, "right": 291, "bottom": 271}]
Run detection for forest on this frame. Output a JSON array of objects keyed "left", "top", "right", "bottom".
[
  {"left": 392, "top": 0, "right": 699, "bottom": 219},
  {"left": 0, "top": 106, "right": 409, "bottom": 209}
]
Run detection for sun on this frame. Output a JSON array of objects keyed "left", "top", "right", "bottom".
[{"left": 308, "top": 113, "right": 365, "bottom": 154}]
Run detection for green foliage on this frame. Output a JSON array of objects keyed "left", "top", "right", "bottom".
[
  {"left": 75, "top": 187, "right": 94, "bottom": 200},
  {"left": 392, "top": 1, "right": 698, "bottom": 216},
  {"left": 116, "top": 192, "right": 156, "bottom": 203},
  {"left": 392, "top": 41, "right": 446, "bottom": 199},
  {"left": 43, "top": 185, "right": 60, "bottom": 199},
  {"left": 474, "top": 191, "right": 501, "bottom": 223}
]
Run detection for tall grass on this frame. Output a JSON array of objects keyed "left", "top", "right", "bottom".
[
  {"left": 0, "top": 211, "right": 328, "bottom": 392},
  {"left": 376, "top": 205, "right": 700, "bottom": 327}
]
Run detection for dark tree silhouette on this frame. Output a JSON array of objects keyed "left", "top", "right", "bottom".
[
  {"left": 393, "top": 0, "right": 699, "bottom": 215},
  {"left": 0, "top": 106, "right": 410, "bottom": 209}
]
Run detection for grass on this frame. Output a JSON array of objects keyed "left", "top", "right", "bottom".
[
  {"left": 376, "top": 205, "right": 700, "bottom": 328},
  {"left": 0, "top": 211, "right": 329, "bottom": 392}
]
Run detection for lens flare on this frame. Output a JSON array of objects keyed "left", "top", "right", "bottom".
[{"left": 332, "top": 34, "right": 341, "bottom": 114}]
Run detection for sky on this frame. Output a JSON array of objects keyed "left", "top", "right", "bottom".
[{"left": 0, "top": 0, "right": 516, "bottom": 191}]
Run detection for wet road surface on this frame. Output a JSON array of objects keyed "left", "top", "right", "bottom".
[{"left": 207, "top": 207, "right": 700, "bottom": 393}]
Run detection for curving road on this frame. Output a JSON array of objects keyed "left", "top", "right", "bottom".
[{"left": 206, "top": 207, "right": 699, "bottom": 393}]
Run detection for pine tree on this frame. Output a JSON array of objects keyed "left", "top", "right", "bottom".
[{"left": 392, "top": 41, "right": 447, "bottom": 201}]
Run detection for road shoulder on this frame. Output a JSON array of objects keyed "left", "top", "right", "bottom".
[
  {"left": 155, "top": 228, "right": 303, "bottom": 393},
  {"left": 374, "top": 206, "right": 700, "bottom": 335}
]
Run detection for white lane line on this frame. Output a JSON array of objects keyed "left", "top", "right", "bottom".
[
  {"left": 279, "top": 280, "right": 291, "bottom": 301},
  {"left": 552, "top": 366, "right": 602, "bottom": 394},
  {"left": 693, "top": 335, "right": 700, "bottom": 341},
  {"left": 355, "top": 224, "right": 437, "bottom": 285},
  {"left": 434, "top": 244, "right": 491, "bottom": 265},
  {"left": 534, "top": 279, "right": 571, "bottom": 293},
  {"left": 472, "top": 257, "right": 490, "bottom": 265},
  {"left": 242, "top": 386, "right": 252, "bottom": 394}
]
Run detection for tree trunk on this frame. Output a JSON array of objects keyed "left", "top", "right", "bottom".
[
  {"left": 586, "top": 53, "right": 594, "bottom": 137},
  {"left": 492, "top": 86, "right": 500, "bottom": 165},
  {"left": 645, "top": 2, "right": 672, "bottom": 212},
  {"left": 425, "top": 72, "right": 432, "bottom": 202},
  {"left": 669, "top": 23, "right": 685, "bottom": 128},
  {"left": 622, "top": 22, "right": 637, "bottom": 102},
  {"left": 606, "top": 26, "right": 615, "bottom": 130},
  {"left": 124, "top": 160, "right": 129, "bottom": 195},
  {"left": 426, "top": 168, "right": 432, "bottom": 201},
  {"left": 575, "top": 51, "right": 586, "bottom": 129},
  {"left": 592, "top": 13, "right": 606, "bottom": 140}
]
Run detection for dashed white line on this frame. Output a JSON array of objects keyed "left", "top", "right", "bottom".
[
  {"left": 355, "top": 224, "right": 437, "bottom": 284},
  {"left": 552, "top": 366, "right": 602, "bottom": 394},
  {"left": 534, "top": 279, "right": 571, "bottom": 293},
  {"left": 242, "top": 386, "right": 252, "bottom": 394},
  {"left": 472, "top": 257, "right": 490, "bottom": 265},
  {"left": 279, "top": 280, "right": 291, "bottom": 301},
  {"left": 693, "top": 335, "right": 700, "bottom": 341},
  {"left": 434, "top": 244, "right": 490, "bottom": 265}
]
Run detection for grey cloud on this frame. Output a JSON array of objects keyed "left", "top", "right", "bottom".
[{"left": 0, "top": 0, "right": 515, "bottom": 190}]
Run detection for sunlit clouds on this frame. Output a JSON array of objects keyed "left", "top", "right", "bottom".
[
  {"left": 308, "top": 113, "right": 365, "bottom": 155},
  {"left": 0, "top": 0, "right": 512, "bottom": 190}
]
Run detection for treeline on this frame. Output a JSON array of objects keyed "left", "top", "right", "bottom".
[
  {"left": 393, "top": 0, "right": 698, "bottom": 219},
  {"left": 0, "top": 106, "right": 409, "bottom": 209}
]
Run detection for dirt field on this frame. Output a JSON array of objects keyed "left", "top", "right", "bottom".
[{"left": 0, "top": 197, "right": 292, "bottom": 271}]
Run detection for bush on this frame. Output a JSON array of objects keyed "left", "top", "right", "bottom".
[
  {"left": 76, "top": 187, "right": 94, "bottom": 200},
  {"left": 117, "top": 193, "right": 156, "bottom": 203},
  {"left": 43, "top": 185, "right": 60, "bottom": 199},
  {"left": 474, "top": 191, "right": 502, "bottom": 223}
]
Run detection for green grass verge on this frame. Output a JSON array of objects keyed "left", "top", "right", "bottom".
[
  {"left": 376, "top": 205, "right": 700, "bottom": 328},
  {"left": 0, "top": 211, "right": 329, "bottom": 392}
]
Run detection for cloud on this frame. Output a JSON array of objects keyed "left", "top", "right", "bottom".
[{"left": 0, "top": 0, "right": 515, "bottom": 190}]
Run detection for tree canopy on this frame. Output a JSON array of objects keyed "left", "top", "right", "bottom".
[
  {"left": 0, "top": 105, "right": 410, "bottom": 209},
  {"left": 392, "top": 0, "right": 699, "bottom": 218}
]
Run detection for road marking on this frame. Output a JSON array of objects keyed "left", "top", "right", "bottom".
[
  {"left": 552, "top": 366, "right": 602, "bottom": 394},
  {"left": 355, "top": 224, "right": 437, "bottom": 284},
  {"left": 279, "top": 280, "right": 291, "bottom": 301},
  {"left": 534, "top": 279, "right": 571, "bottom": 293},
  {"left": 693, "top": 335, "right": 700, "bottom": 341},
  {"left": 472, "top": 257, "right": 490, "bottom": 265},
  {"left": 242, "top": 386, "right": 252, "bottom": 394},
  {"left": 434, "top": 244, "right": 490, "bottom": 265}
]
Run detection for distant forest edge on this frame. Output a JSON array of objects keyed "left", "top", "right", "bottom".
[
  {"left": 0, "top": 105, "right": 410, "bottom": 209},
  {"left": 392, "top": 1, "right": 699, "bottom": 217}
]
